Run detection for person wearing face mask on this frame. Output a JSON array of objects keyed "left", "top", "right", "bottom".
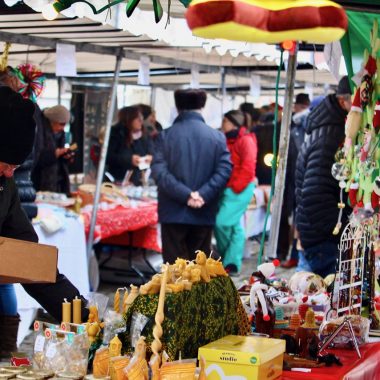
[
  {"left": 214, "top": 110, "right": 258, "bottom": 275},
  {"left": 107, "top": 106, "right": 154, "bottom": 186},
  {"left": 295, "top": 76, "right": 352, "bottom": 277},
  {"left": 31, "top": 105, "right": 73, "bottom": 195}
]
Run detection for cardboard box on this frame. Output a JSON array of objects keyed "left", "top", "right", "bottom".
[
  {"left": 198, "top": 335, "right": 285, "bottom": 380},
  {"left": 0, "top": 236, "right": 58, "bottom": 283}
]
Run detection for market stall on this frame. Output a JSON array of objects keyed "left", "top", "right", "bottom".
[{"left": 3, "top": 0, "right": 380, "bottom": 378}]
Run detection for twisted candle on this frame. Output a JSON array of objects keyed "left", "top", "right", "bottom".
[
  {"left": 151, "top": 264, "right": 168, "bottom": 356},
  {"left": 114, "top": 288, "right": 120, "bottom": 313},
  {"left": 122, "top": 287, "right": 129, "bottom": 313}
]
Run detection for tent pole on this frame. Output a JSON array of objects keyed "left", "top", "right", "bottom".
[
  {"left": 86, "top": 50, "right": 123, "bottom": 261},
  {"left": 58, "top": 76, "right": 62, "bottom": 105},
  {"left": 266, "top": 49, "right": 298, "bottom": 260},
  {"left": 221, "top": 67, "right": 226, "bottom": 116}
]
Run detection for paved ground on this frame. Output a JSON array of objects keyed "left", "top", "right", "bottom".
[{"left": 18, "top": 241, "right": 296, "bottom": 357}]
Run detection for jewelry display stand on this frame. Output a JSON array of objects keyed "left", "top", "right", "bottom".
[{"left": 334, "top": 222, "right": 369, "bottom": 316}]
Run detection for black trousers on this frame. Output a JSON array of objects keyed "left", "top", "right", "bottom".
[
  {"left": 161, "top": 223, "right": 213, "bottom": 264},
  {"left": 22, "top": 272, "right": 88, "bottom": 323},
  {"left": 277, "top": 206, "right": 290, "bottom": 261}
]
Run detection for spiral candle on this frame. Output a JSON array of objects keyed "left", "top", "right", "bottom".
[
  {"left": 114, "top": 288, "right": 120, "bottom": 313},
  {"left": 151, "top": 264, "right": 168, "bottom": 356}
]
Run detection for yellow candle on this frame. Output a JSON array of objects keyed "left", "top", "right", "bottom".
[
  {"left": 114, "top": 288, "right": 120, "bottom": 313},
  {"left": 151, "top": 264, "right": 168, "bottom": 356},
  {"left": 122, "top": 287, "right": 128, "bottom": 313},
  {"left": 109, "top": 334, "right": 122, "bottom": 357},
  {"left": 72, "top": 296, "right": 82, "bottom": 324},
  {"left": 62, "top": 298, "right": 71, "bottom": 323}
]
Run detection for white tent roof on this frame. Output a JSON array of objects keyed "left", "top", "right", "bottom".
[{"left": 0, "top": 3, "right": 338, "bottom": 94}]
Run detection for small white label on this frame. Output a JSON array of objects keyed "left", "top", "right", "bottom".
[
  {"left": 45, "top": 344, "right": 57, "bottom": 358},
  {"left": 34, "top": 335, "right": 45, "bottom": 352}
]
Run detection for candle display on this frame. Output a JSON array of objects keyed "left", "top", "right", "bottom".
[
  {"left": 62, "top": 298, "right": 71, "bottom": 323},
  {"left": 73, "top": 296, "right": 82, "bottom": 324}
]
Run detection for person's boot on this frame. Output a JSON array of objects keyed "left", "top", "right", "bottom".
[{"left": 0, "top": 314, "right": 20, "bottom": 359}]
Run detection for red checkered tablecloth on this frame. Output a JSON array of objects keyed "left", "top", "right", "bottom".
[{"left": 82, "top": 201, "right": 161, "bottom": 252}]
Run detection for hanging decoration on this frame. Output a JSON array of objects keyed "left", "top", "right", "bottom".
[
  {"left": 332, "top": 20, "right": 380, "bottom": 234},
  {"left": 40, "top": 0, "right": 186, "bottom": 23},
  {"left": 15, "top": 63, "right": 46, "bottom": 103},
  {"left": 186, "top": 0, "right": 347, "bottom": 44}
]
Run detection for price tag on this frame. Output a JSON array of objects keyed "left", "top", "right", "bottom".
[
  {"left": 34, "top": 335, "right": 45, "bottom": 352},
  {"left": 45, "top": 344, "right": 57, "bottom": 359}
]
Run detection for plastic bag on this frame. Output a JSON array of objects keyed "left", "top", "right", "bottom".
[
  {"left": 130, "top": 313, "right": 149, "bottom": 348},
  {"left": 32, "top": 321, "right": 60, "bottom": 370},
  {"left": 319, "top": 315, "right": 370, "bottom": 348},
  {"left": 86, "top": 293, "right": 109, "bottom": 321},
  {"left": 34, "top": 328, "right": 89, "bottom": 375},
  {"left": 102, "top": 310, "right": 126, "bottom": 345}
]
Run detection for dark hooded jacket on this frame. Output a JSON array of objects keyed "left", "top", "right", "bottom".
[
  {"left": 295, "top": 94, "right": 348, "bottom": 249},
  {"left": 31, "top": 114, "right": 70, "bottom": 195},
  {"left": 106, "top": 122, "right": 154, "bottom": 186}
]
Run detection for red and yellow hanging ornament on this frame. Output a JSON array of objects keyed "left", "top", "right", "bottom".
[{"left": 186, "top": 0, "right": 347, "bottom": 44}]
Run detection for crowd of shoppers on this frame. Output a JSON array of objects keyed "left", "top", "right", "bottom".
[{"left": 0, "top": 66, "right": 353, "bottom": 356}]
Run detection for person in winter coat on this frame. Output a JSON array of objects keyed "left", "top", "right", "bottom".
[
  {"left": 253, "top": 106, "right": 282, "bottom": 185},
  {"left": 138, "top": 103, "right": 163, "bottom": 139},
  {"left": 281, "top": 96, "right": 324, "bottom": 269},
  {"left": 32, "top": 105, "right": 73, "bottom": 195},
  {"left": 151, "top": 89, "right": 232, "bottom": 264},
  {"left": 0, "top": 67, "right": 39, "bottom": 220},
  {"left": 295, "top": 76, "right": 352, "bottom": 277},
  {"left": 214, "top": 110, "right": 257, "bottom": 275},
  {"left": 0, "top": 85, "right": 87, "bottom": 358},
  {"left": 107, "top": 106, "right": 153, "bottom": 186}
]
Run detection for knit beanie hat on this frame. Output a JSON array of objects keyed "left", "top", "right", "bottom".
[
  {"left": 43, "top": 105, "right": 70, "bottom": 124},
  {"left": 336, "top": 75, "right": 352, "bottom": 95},
  {"left": 0, "top": 86, "right": 36, "bottom": 165},
  {"left": 174, "top": 89, "right": 207, "bottom": 111},
  {"left": 224, "top": 110, "right": 245, "bottom": 128}
]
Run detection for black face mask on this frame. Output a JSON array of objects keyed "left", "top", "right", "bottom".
[{"left": 225, "top": 129, "right": 239, "bottom": 139}]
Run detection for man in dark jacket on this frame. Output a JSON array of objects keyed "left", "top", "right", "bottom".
[
  {"left": 295, "top": 76, "right": 352, "bottom": 277},
  {"left": 0, "top": 86, "right": 88, "bottom": 353},
  {"left": 151, "top": 89, "right": 232, "bottom": 263}
]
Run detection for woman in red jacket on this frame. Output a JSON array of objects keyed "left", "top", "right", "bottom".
[{"left": 215, "top": 110, "right": 258, "bottom": 275}]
